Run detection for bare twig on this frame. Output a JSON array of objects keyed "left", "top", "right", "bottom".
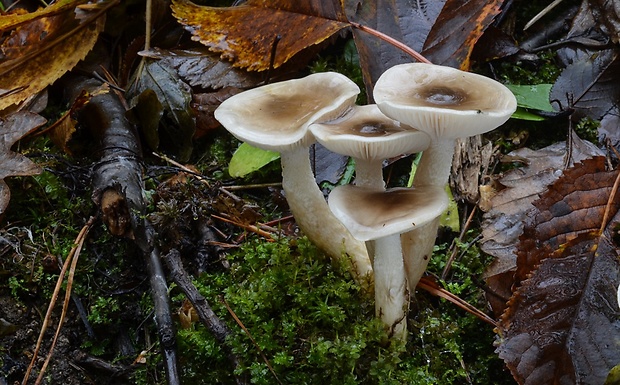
[
  {"left": 417, "top": 276, "right": 497, "bottom": 327},
  {"left": 163, "top": 249, "right": 249, "bottom": 385},
  {"left": 22, "top": 216, "right": 96, "bottom": 385},
  {"left": 221, "top": 297, "right": 283, "bottom": 385},
  {"left": 212, "top": 214, "right": 277, "bottom": 241},
  {"left": 349, "top": 22, "right": 432, "bottom": 64},
  {"left": 442, "top": 206, "right": 478, "bottom": 280}
]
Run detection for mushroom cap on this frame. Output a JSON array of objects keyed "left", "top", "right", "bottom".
[
  {"left": 373, "top": 63, "right": 517, "bottom": 139},
  {"left": 328, "top": 185, "right": 448, "bottom": 241},
  {"left": 309, "top": 104, "right": 431, "bottom": 161},
  {"left": 215, "top": 72, "right": 360, "bottom": 152}
]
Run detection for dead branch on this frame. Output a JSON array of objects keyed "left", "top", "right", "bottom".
[
  {"left": 162, "top": 248, "right": 248, "bottom": 385},
  {"left": 66, "top": 75, "right": 181, "bottom": 385}
]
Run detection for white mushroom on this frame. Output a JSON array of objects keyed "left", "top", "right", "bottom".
[
  {"left": 374, "top": 63, "right": 517, "bottom": 291},
  {"left": 328, "top": 185, "right": 448, "bottom": 339},
  {"left": 309, "top": 104, "right": 431, "bottom": 190},
  {"left": 215, "top": 72, "right": 372, "bottom": 283}
]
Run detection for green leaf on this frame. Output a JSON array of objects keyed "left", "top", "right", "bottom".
[
  {"left": 505, "top": 84, "right": 555, "bottom": 112},
  {"left": 511, "top": 107, "right": 546, "bottom": 121},
  {"left": 228, "top": 142, "right": 280, "bottom": 177}
]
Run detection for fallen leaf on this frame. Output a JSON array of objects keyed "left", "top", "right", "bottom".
[
  {"left": 129, "top": 60, "right": 195, "bottom": 161},
  {"left": 550, "top": 48, "right": 620, "bottom": 120},
  {"left": 0, "top": 1, "right": 110, "bottom": 110},
  {"left": 346, "top": 0, "right": 506, "bottom": 96},
  {"left": 47, "top": 86, "right": 107, "bottom": 154},
  {"left": 481, "top": 132, "right": 603, "bottom": 278},
  {"left": 481, "top": 132, "right": 603, "bottom": 318},
  {"left": 345, "top": 0, "right": 445, "bottom": 95},
  {"left": 421, "top": 0, "right": 504, "bottom": 69},
  {"left": 192, "top": 87, "right": 241, "bottom": 138},
  {"left": 0, "top": 111, "right": 45, "bottom": 214},
  {"left": 140, "top": 47, "right": 262, "bottom": 89},
  {"left": 0, "top": 0, "right": 85, "bottom": 33},
  {"left": 171, "top": 0, "right": 348, "bottom": 71},
  {"left": 497, "top": 157, "right": 620, "bottom": 385},
  {"left": 589, "top": 0, "right": 620, "bottom": 43}
]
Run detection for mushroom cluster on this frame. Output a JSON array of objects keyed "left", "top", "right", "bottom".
[{"left": 214, "top": 64, "right": 516, "bottom": 340}]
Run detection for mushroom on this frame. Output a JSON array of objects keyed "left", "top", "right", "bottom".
[
  {"left": 328, "top": 184, "right": 449, "bottom": 339},
  {"left": 374, "top": 63, "right": 517, "bottom": 290},
  {"left": 215, "top": 72, "right": 372, "bottom": 283},
  {"left": 309, "top": 104, "right": 431, "bottom": 190}
]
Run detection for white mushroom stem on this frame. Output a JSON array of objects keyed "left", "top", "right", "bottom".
[
  {"left": 403, "top": 138, "right": 455, "bottom": 292},
  {"left": 353, "top": 157, "right": 385, "bottom": 190},
  {"left": 411, "top": 138, "right": 456, "bottom": 187},
  {"left": 280, "top": 146, "right": 373, "bottom": 284},
  {"left": 372, "top": 234, "right": 409, "bottom": 340}
]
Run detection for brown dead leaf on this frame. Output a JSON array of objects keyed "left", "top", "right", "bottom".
[
  {"left": 515, "top": 157, "right": 619, "bottom": 283},
  {"left": 0, "top": 111, "right": 45, "bottom": 214},
  {"left": 171, "top": 0, "right": 348, "bottom": 71},
  {"left": 192, "top": 87, "right": 241, "bottom": 138},
  {"left": 481, "top": 132, "right": 603, "bottom": 279},
  {"left": 0, "top": 1, "right": 113, "bottom": 110},
  {"left": 421, "top": 0, "right": 504, "bottom": 69},
  {"left": 496, "top": 157, "right": 620, "bottom": 385}
]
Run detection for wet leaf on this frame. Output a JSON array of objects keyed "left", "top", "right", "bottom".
[
  {"left": 481, "top": 133, "right": 603, "bottom": 278},
  {"left": 311, "top": 143, "right": 349, "bottom": 186},
  {"left": 497, "top": 157, "right": 620, "bottom": 385},
  {"left": 171, "top": 0, "right": 348, "bottom": 71},
  {"left": 0, "top": 0, "right": 84, "bottom": 33},
  {"left": 345, "top": 0, "right": 445, "bottom": 94},
  {"left": 550, "top": 48, "right": 620, "bottom": 119},
  {"left": 505, "top": 84, "right": 555, "bottom": 112},
  {"left": 346, "top": 0, "right": 506, "bottom": 95},
  {"left": 481, "top": 133, "right": 603, "bottom": 317},
  {"left": 192, "top": 87, "right": 241, "bottom": 138},
  {"left": 48, "top": 85, "right": 108, "bottom": 154},
  {"left": 589, "top": 0, "right": 620, "bottom": 43},
  {"left": 471, "top": 25, "right": 519, "bottom": 62},
  {"left": 0, "top": 111, "right": 44, "bottom": 214},
  {"left": 0, "top": 2, "right": 109, "bottom": 110},
  {"left": 129, "top": 60, "right": 195, "bottom": 161},
  {"left": 140, "top": 47, "right": 262, "bottom": 89},
  {"left": 130, "top": 89, "right": 164, "bottom": 152},
  {"left": 421, "top": 0, "right": 504, "bottom": 69}
]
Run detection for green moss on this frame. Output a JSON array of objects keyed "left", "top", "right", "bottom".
[{"left": 175, "top": 234, "right": 513, "bottom": 384}]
